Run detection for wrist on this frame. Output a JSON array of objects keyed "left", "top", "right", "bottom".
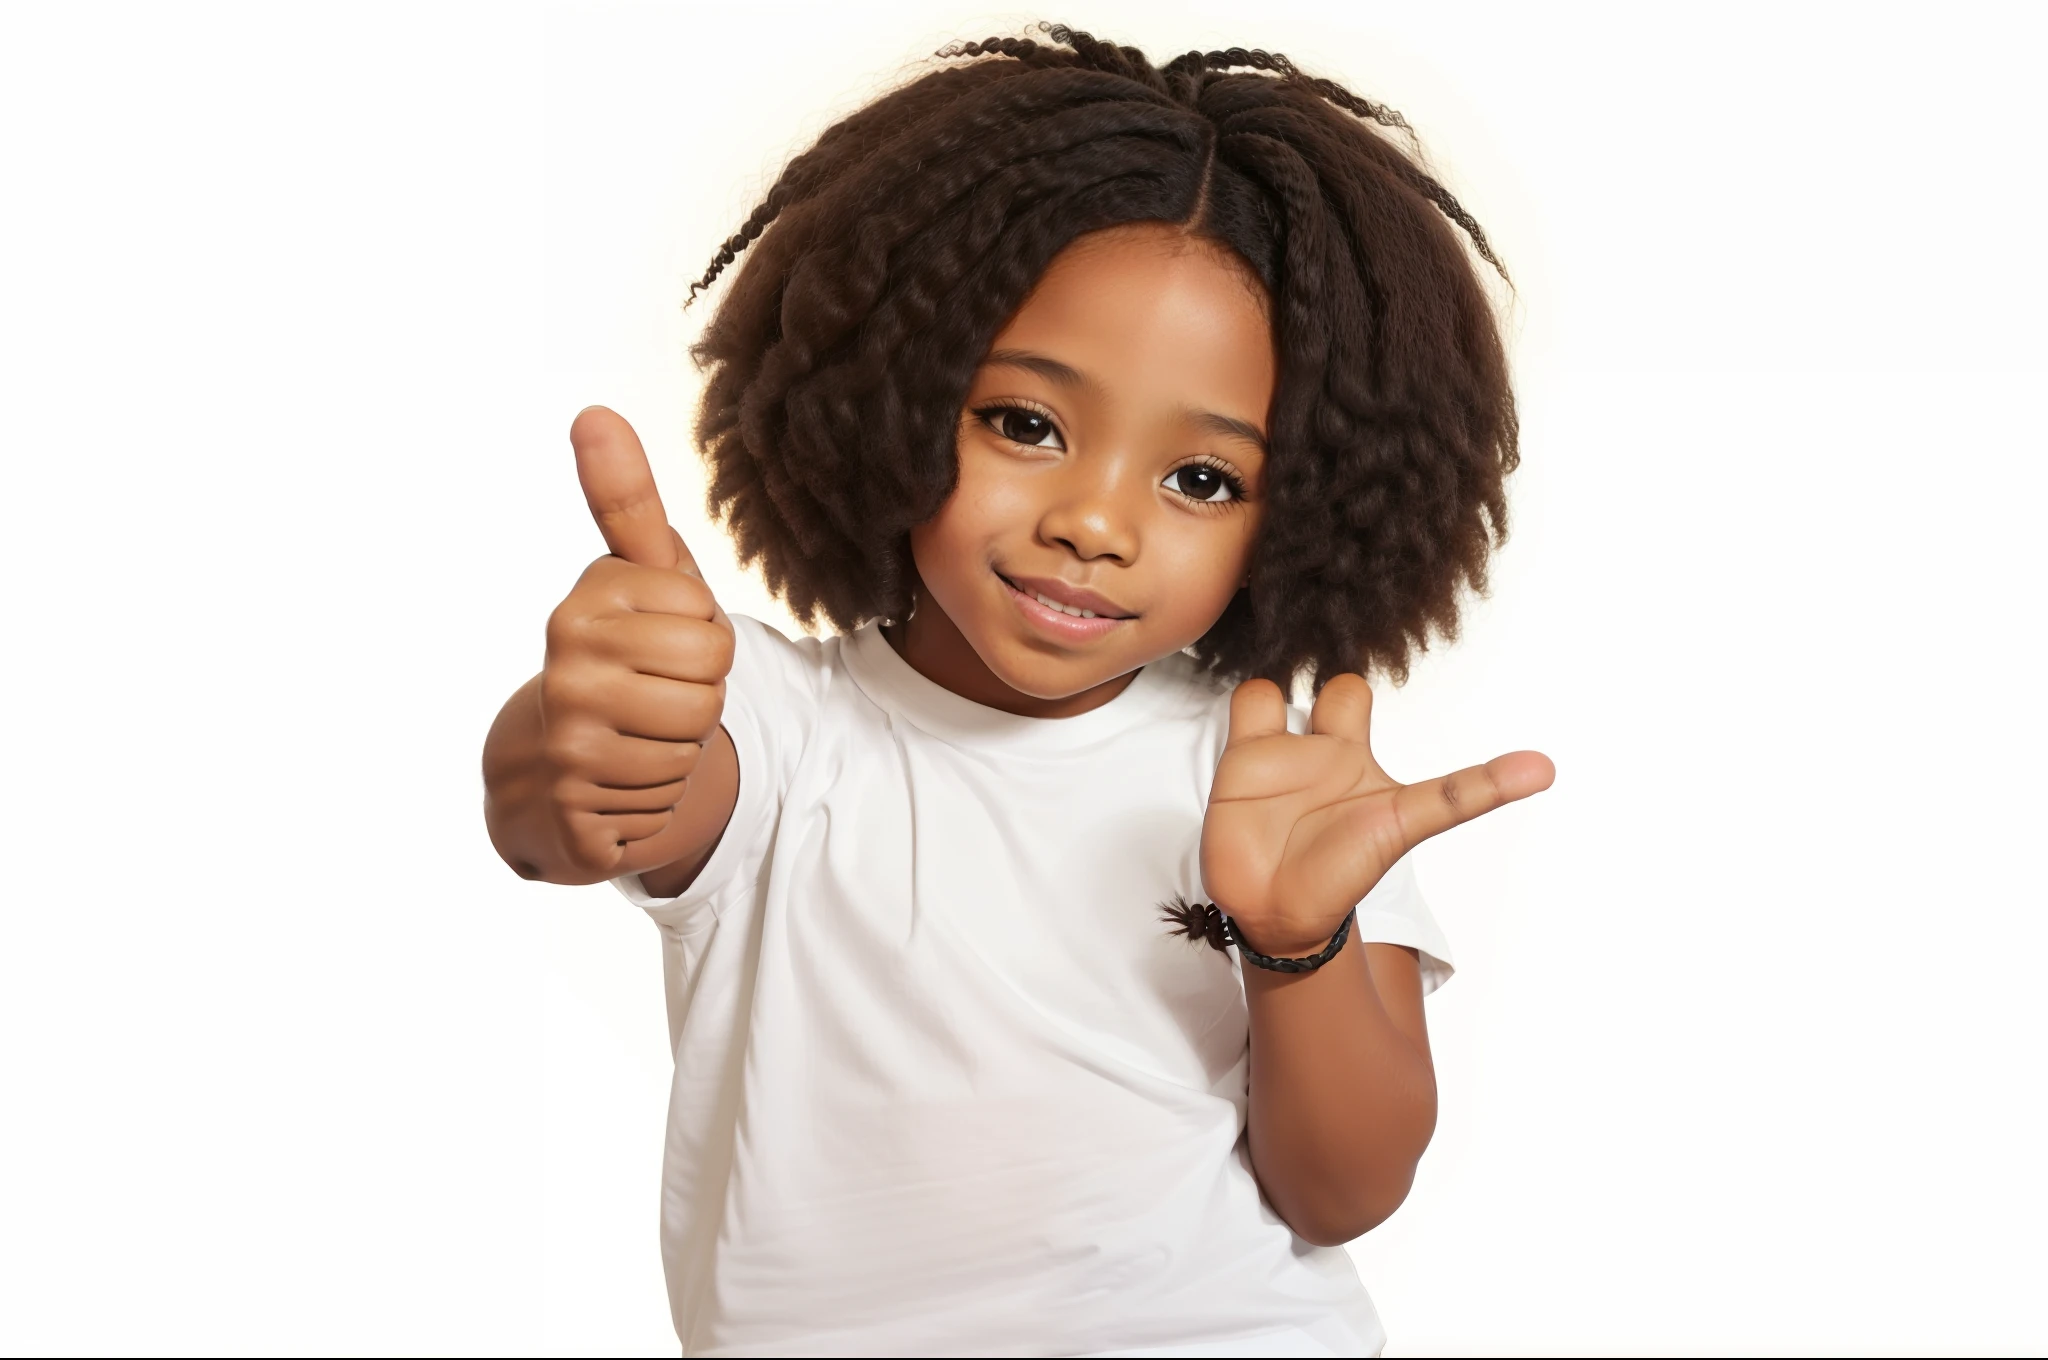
[
  {"left": 1227, "top": 915, "right": 1345, "bottom": 959},
  {"left": 1229, "top": 908, "right": 1358, "bottom": 975},
  {"left": 1162, "top": 898, "right": 1358, "bottom": 974}
]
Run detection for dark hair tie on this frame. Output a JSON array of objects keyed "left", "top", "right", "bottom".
[{"left": 1161, "top": 897, "right": 1356, "bottom": 973}]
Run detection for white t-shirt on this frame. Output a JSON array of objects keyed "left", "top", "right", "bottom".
[{"left": 616, "top": 616, "right": 1453, "bottom": 1358}]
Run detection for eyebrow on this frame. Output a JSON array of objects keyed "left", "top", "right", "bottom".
[
  {"left": 984, "top": 348, "right": 1096, "bottom": 394},
  {"left": 984, "top": 348, "right": 1270, "bottom": 456},
  {"left": 1187, "top": 409, "right": 1270, "bottom": 456}
]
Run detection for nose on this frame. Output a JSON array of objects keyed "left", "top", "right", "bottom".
[{"left": 1037, "top": 457, "right": 1141, "bottom": 564}]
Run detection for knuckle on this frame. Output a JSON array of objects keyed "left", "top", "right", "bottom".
[
  {"left": 576, "top": 553, "right": 627, "bottom": 588},
  {"left": 542, "top": 721, "right": 599, "bottom": 773},
  {"left": 633, "top": 612, "right": 693, "bottom": 660},
  {"left": 678, "top": 688, "right": 724, "bottom": 737},
  {"left": 628, "top": 742, "right": 698, "bottom": 788},
  {"left": 673, "top": 576, "right": 716, "bottom": 619},
  {"left": 660, "top": 740, "right": 697, "bottom": 774},
  {"left": 701, "top": 624, "right": 737, "bottom": 676},
  {"left": 666, "top": 625, "right": 733, "bottom": 684},
  {"left": 542, "top": 664, "right": 626, "bottom": 723},
  {"left": 537, "top": 665, "right": 586, "bottom": 716},
  {"left": 611, "top": 564, "right": 708, "bottom": 619},
  {"left": 544, "top": 600, "right": 598, "bottom": 654}
]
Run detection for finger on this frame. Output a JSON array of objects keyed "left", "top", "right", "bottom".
[
  {"left": 604, "top": 809, "right": 674, "bottom": 845},
  {"left": 1309, "top": 673, "right": 1375, "bottom": 745},
  {"left": 576, "top": 775, "right": 693, "bottom": 815},
  {"left": 572, "top": 406, "right": 678, "bottom": 571},
  {"left": 547, "top": 662, "right": 721, "bottom": 744},
  {"left": 565, "top": 807, "right": 673, "bottom": 858},
  {"left": 561, "top": 814, "right": 626, "bottom": 875},
  {"left": 566, "top": 555, "right": 718, "bottom": 622},
  {"left": 546, "top": 723, "right": 706, "bottom": 790},
  {"left": 1225, "top": 679, "right": 1289, "bottom": 748},
  {"left": 670, "top": 526, "right": 706, "bottom": 583},
  {"left": 600, "top": 672, "right": 725, "bottom": 744},
  {"left": 1394, "top": 750, "right": 1556, "bottom": 847},
  {"left": 585, "top": 612, "right": 735, "bottom": 684}
]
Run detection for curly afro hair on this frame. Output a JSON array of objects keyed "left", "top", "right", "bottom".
[{"left": 689, "top": 23, "right": 1517, "bottom": 687}]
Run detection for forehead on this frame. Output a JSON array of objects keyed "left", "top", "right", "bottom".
[{"left": 990, "top": 223, "right": 1276, "bottom": 424}]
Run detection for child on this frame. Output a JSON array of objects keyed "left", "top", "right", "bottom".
[{"left": 484, "top": 25, "right": 1552, "bottom": 1357}]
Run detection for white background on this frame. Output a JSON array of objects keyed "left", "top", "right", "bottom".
[{"left": 2, "top": 1, "right": 2043, "bottom": 1355}]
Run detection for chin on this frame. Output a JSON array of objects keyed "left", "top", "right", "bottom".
[{"left": 983, "top": 637, "right": 1134, "bottom": 700}]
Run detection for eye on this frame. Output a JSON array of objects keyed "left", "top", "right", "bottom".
[
  {"left": 973, "top": 403, "right": 1065, "bottom": 450},
  {"left": 1164, "top": 462, "right": 1245, "bottom": 504}
]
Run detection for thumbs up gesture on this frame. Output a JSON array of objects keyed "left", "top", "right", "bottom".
[
  {"left": 510, "top": 407, "right": 736, "bottom": 880},
  {"left": 1200, "top": 676, "right": 1554, "bottom": 958}
]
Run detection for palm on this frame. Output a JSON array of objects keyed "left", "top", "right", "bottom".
[
  {"left": 1205, "top": 732, "right": 1406, "bottom": 946},
  {"left": 1200, "top": 675, "right": 1554, "bottom": 957}
]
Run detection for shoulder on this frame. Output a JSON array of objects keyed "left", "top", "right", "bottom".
[
  {"left": 728, "top": 614, "right": 836, "bottom": 691},
  {"left": 728, "top": 612, "right": 821, "bottom": 659},
  {"left": 722, "top": 615, "right": 857, "bottom": 757},
  {"left": 1142, "top": 649, "right": 1309, "bottom": 734}
]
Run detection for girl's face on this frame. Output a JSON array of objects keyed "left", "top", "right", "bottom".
[{"left": 899, "top": 222, "right": 1275, "bottom": 717}]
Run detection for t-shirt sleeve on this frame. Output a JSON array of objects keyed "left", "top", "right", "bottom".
[
  {"left": 1351, "top": 855, "right": 1454, "bottom": 994},
  {"left": 1281, "top": 702, "right": 1454, "bottom": 992},
  {"left": 611, "top": 614, "right": 826, "bottom": 928}
]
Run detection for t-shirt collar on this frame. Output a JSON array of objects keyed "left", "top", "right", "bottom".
[{"left": 841, "top": 622, "right": 1179, "bottom": 751}]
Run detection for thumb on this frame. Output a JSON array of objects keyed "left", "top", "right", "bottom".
[
  {"left": 1225, "top": 678, "right": 1290, "bottom": 748},
  {"left": 572, "top": 406, "right": 679, "bottom": 572},
  {"left": 1392, "top": 750, "right": 1556, "bottom": 849}
]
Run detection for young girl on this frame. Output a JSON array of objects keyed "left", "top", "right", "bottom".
[{"left": 485, "top": 25, "right": 1552, "bottom": 1357}]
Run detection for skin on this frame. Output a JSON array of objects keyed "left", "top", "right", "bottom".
[{"left": 482, "top": 222, "right": 1555, "bottom": 1246}]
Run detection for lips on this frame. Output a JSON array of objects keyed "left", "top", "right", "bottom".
[{"left": 996, "top": 572, "right": 1136, "bottom": 620}]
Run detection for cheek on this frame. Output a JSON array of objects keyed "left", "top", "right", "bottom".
[
  {"left": 1162, "top": 497, "right": 1260, "bottom": 588},
  {"left": 913, "top": 447, "right": 1025, "bottom": 565},
  {"left": 1151, "top": 524, "right": 1255, "bottom": 629},
  {"left": 908, "top": 455, "right": 997, "bottom": 593},
  {"left": 908, "top": 508, "right": 970, "bottom": 587}
]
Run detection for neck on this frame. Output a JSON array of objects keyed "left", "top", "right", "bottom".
[{"left": 882, "top": 586, "right": 1136, "bottom": 719}]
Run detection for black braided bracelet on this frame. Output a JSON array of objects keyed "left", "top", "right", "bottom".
[
  {"left": 1229, "top": 907, "right": 1356, "bottom": 973},
  {"left": 1161, "top": 899, "right": 1357, "bottom": 974}
]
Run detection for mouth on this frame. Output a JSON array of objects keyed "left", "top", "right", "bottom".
[{"left": 996, "top": 570, "right": 1136, "bottom": 642}]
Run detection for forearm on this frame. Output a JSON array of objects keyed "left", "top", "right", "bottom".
[{"left": 1242, "top": 939, "right": 1437, "bottom": 1246}]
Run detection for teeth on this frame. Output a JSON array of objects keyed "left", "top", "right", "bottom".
[{"left": 1032, "top": 590, "right": 1096, "bottom": 619}]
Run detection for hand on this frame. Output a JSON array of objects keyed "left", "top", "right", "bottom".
[
  {"left": 1200, "top": 675, "right": 1554, "bottom": 957},
  {"left": 533, "top": 407, "right": 735, "bottom": 878}
]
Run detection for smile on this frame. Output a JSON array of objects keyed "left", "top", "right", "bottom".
[
  {"left": 1031, "top": 589, "right": 1098, "bottom": 618},
  {"left": 996, "top": 571, "right": 1136, "bottom": 640}
]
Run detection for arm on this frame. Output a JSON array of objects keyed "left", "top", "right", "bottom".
[
  {"left": 482, "top": 407, "right": 739, "bottom": 890},
  {"left": 1201, "top": 674, "right": 1553, "bottom": 1245},
  {"left": 1241, "top": 940, "right": 1435, "bottom": 1245}
]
